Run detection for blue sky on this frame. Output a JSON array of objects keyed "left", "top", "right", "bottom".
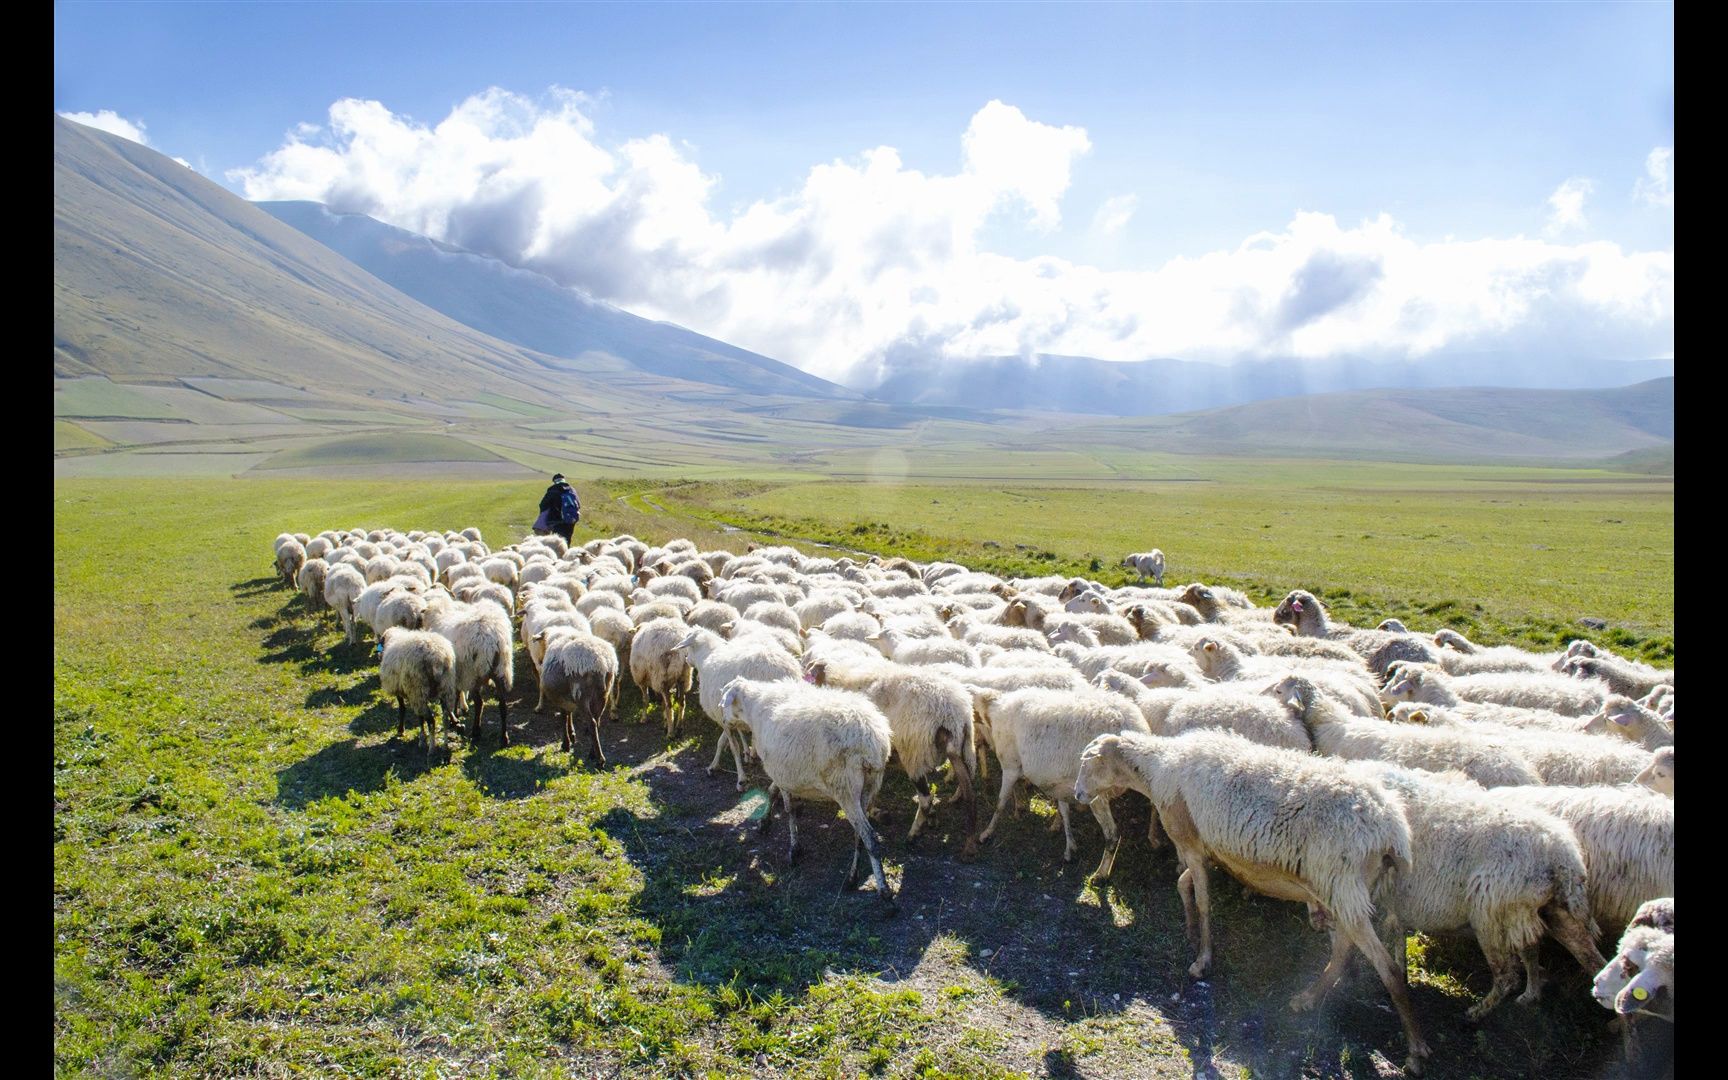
[{"left": 55, "top": 2, "right": 1673, "bottom": 377}]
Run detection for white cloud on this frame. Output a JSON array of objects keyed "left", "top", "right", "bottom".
[
  {"left": 1545, "top": 177, "right": 1593, "bottom": 234},
  {"left": 1091, "top": 194, "right": 1137, "bottom": 236},
  {"left": 233, "top": 90, "right": 1674, "bottom": 381},
  {"left": 1634, "top": 147, "right": 1673, "bottom": 208},
  {"left": 59, "top": 109, "right": 150, "bottom": 145}
]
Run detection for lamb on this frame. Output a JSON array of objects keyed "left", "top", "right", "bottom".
[
  {"left": 274, "top": 538, "right": 306, "bottom": 587},
  {"left": 1348, "top": 762, "right": 1606, "bottom": 1019},
  {"left": 1497, "top": 785, "right": 1673, "bottom": 931},
  {"left": 1382, "top": 666, "right": 1610, "bottom": 722},
  {"left": 1593, "top": 925, "right": 1673, "bottom": 1032},
  {"left": 1581, "top": 696, "right": 1673, "bottom": 751},
  {"left": 538, "top": 629, "right": 618, "bottom": 763},
  {"left": 1122, "top": 549, "right": 1166, "bottom": 586},
  {"left": 970, "top": 687, "right": 1150, "bottom": 881},
  {"left": 807, "top": 656, "right": 979, "bottom": 856},
  {"left": 322, "top": 564, "right": 368, "bottom": 645},
  {"left": 629, "top": 617, "right": 695, "bottom": 737},
  {"left": 672, "top": 626, "right": 803, "bottom": 790},
  {"left": 717, "top": 678, "right": 896, "bottom": 911},
  {"left": 378, "top": 627, "right": 461, "bottom": 756},
  {"left": 1269, "top": 675, "right": 1542, "bottom": 788},
  {"left": 1071, "top": 730, "right": 1429, "bottom": 1074},
  {"left": 1428, "top": 629, "right": 1559, "bottom": 675},
  {"left": 1635, "top": 746, "right": 1673, "bottom": 797}
]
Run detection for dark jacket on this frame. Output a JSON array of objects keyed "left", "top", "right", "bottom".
[{"left": 539, "top": 481, "right": 580, "bottom": 522}]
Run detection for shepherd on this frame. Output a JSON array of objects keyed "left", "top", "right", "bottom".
[{"left": 534, "top": 473, "right": 582, "bottom": 543}]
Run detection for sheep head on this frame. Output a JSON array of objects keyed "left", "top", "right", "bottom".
[
  {"left": 1636, "top": 746, "right": 1674, "bottom": 797},
  {"left": 1074, "top": 733, "right": 1136, "bottom": 806}
]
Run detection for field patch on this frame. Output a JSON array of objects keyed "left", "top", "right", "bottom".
[
  {"left": 54, "top": 420, "right": 111, "bottom": 451},
  {"left": 252, "top": 433, "right": 508, "bottom": 470},
  {"left": 54, "top": 376, "right": 184, "bottom": 420}
]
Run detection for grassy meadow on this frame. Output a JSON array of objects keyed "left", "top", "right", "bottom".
[{"left": 55, "top": 472, "right": 1671, "bottom": 1078}]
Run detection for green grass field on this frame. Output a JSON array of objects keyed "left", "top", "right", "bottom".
[{"left": 55, "top": 476, "right": 1669, "bottom": 1078}]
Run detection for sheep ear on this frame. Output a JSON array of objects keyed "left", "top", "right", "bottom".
[{"left": 1202, "top": 641, "right": 1217, "bottom": 653}]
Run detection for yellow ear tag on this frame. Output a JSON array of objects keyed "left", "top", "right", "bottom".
[{"left": 1632, "top": 987, "right": 1650, "bottom": 1001}]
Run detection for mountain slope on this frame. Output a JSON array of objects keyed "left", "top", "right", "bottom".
[
  {"left": 1056, "top": 379, "right": 1674, "bottom": 463},
  {"left": 54, "top": 115, "right": 644, "bottom": 408},
  {"left": 862, "top": 352, "right": 1676, "bottom": 416},
  {"left": 255, "top": 201, "right": 855, "bottom": 401}
]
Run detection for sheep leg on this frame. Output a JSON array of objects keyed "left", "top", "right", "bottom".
[
  {"left": 1182, "top": 853, "right": 1214, "bottom": 978},
  {"left": 1146, "top": 802, "right": 1165, "bottom": 848},
  {"left": 727, "top": 726, "right": 748, "bottom": 792},
  {"left": 1339, "top": 915, "right": 1431, "bottom": 1075},
  {"left": 783, "top": 791, "right": 799, "bottom": 864},
  {"left": 396, "top": 698, "right": 406, "bottom": 739},
  {"left": 1465, "top": 947, "right": 1522, "bottom": 1021},
  {"left": 1087, "top": 796, "right": 1120, "bottom": 884},
  {"left": 979, "top": 763, "right": 1022, "bottom": 843},
  {"left": 560, "top": 708, "right": 572, "bottom": 753},
  {"left": 1056, "top": 799, "right": 1077, "bottom": 862},
  {"left": 759, "top": 783, "right": 778, "bottom": 835},
  {"left": 1290, "top": 928, "right": 1355, "bottom": 1011},
  {"left": 706, "top": 725, "right": 731, "bottom": 775},
  {"left": 1177, "top": 866, "right": 1198, "bottom": 945},
  {"left": 586, "top": 705, "right": 606, "bottom": 766},
  {"left": 947, "top": 748, "right": 979, "bottom": 859},
  {"left": 469, "top": 688, "right": 484, "bottom": 744},
  {"left": 495, "top": 680, "right": 509, "bottom": 747},
  {"left": 1515, "top": 943, "right": 1544, "bottom": 1007},
  {"left": 907, "top": 784, "right": 932, "bottom": 847}
]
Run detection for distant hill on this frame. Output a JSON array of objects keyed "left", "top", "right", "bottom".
[
  {"left": 1056, "top": 379, "right": 1674, "bottom": 464},
  {"left": 860, "top": 352, "right": 1675, "bottom": 416},
  {"left": 256, "top": 200, "right": 856, "bottom": 402}
]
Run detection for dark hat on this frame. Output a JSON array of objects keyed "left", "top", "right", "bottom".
[{"left": 552, "top": 473, "right": 565, "bottom": 482}]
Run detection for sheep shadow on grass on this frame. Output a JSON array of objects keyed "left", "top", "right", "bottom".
[{"left": 273, "top": 735, "right": 438, "bottom": 811}]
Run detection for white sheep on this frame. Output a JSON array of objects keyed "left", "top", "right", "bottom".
[
  {"left": 629, "top": 617, "right": 695, "bottom": 737},
  {"left": 274, "top": 538, "right": 306, "bottom": 587},
  {"left": 1635, "top": 746, "right": 1673, "bottom": 797},
  {"left": 970, "top": 686, "right": 1150, "bottom": 882},
  {"left": 806, "top": 655, "right": 980, "bottom": 857},
  {"left": 539, "top": 629, "right": 618, "bottom": 763},
  {"left": 1071, "top": 730, "right": 1430, "bottom": 1075},
  {"left": 1497, "top": 785, "right": 1673, "bottom": 931},
  {"left": 1189, "top": 636, "right": 1379, "bottom": 718},
  {"left": 379, "top": 627, "right": 461, "bottom": 756},
  {"left": 1349, "top": 762, "right": 1606, "bottom": 1019},
  {"left": 1269, "top": 675, "right": 1542, "bottom": 788},
  {"left": 1559, "top": 653, "right": 1675, "bottom": 700},
  {"left": 1122, "top": 550, "right": 1166, "bottom": 586},
  {"left": 1581, "top": 696, "right": 1673, "bottom": 751},
  {"left": 296, "top": 558, "right": 329, "bottom": 613},
  {"left": 672, "top": 626, "right": 803, "bottom": 790},
  {"left": 718, "top": 677, "right": 897, "bottom": 911},
  {"left": 322, "top": 564, "right": 368, "bottom": 645},
  {"left": 425, "top": 595, "right": 515, "bottom": 747}
]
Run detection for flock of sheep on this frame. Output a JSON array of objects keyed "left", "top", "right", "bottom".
[{"left": 270, "top": 529, "right": 1673, "bottom": 1076}]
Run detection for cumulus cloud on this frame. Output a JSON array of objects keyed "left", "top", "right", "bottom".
[
  {"left": 232, "top": 90, "right": 1674, "bottom": 381},
  {"left": 1545, "top": 177, "right": 1593, "bottom": 234},
  {"left": 59, "top": 109, "right": 150, "bottom": 145},
  {"left": 1634, "top": 147, "right": 1673, "bottom": 208}
]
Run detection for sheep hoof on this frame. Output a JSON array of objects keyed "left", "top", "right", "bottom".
[
  {"left": 1188, "top": 960, "right": 1209, "bottom": 979},
  {"left": 879, "top": 895, "right": 899, "bottom": 919},
  {"left": 1087, "top": 871, "right": 1111, "bottom": 887},
  {"left": 959, "top": 839, "right": 980, "bottom": 861},
  {"left": 1515, "top": 987, "right": 1542, "bottom": 1007},
  {"left": 1464, "top": 1002, "right": 1492, "bottom": 1023},
  {"left": 1403, "top": 1047, "right": 1430, "bottom": 1076},
  {"left": 1288, "top": 990, "right": 1319, "bottom": 1013}
]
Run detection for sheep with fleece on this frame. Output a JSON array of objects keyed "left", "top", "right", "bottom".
[
  {"left": 296, "top": 558, "right": 330, "bottom": 613},
  {"left": 872, "top": 627, "right": 977, "bottom": 668},
  {"left": 629, "top": 617, "right": 695, "bottom": 737},
  {"left": 1635, "top": 746, "right": 1673, "bottom": 797},
  {"left": 322, "top": 564, "right": 368, "bottom": 646},
  {"left": 1070, "top": 730, "right": 1429, "bottom": 1074},
  {"left": 672, "top": 626, "right": 803, "bottom": 790},
  {"left": 1269, "top": 675, "right": 1542, "bottom": 788},
  {"left": 718, "top": 677, "right": 898, "bottom": 911},
  {"left": 1580, "top": 696, "right": 1673, "bottom": 752},
  {"left": 1189, "top": 636, "right": 1380, "bottom": 718},
  {"left": 1497, "top": 785, "right": 1673, "bottom": 932},
  {"left": 275, "top": 538, "right": 306, "bottom": 588},
  {"left": 522, "top": 603, "right": 592, "bottom": 708},
  {"left": 379, "top": 627, "right": 462, "bottom": 757},
  {"left": 537, "top": 628, "right": 618, "bottom": 763},
  {"left": 1592, "top": 924, "right": 1674, "bottom": 1064},
  {"left": 1122, "top": 550, "right": 1166, "bottom": 586},
  {"left": 1382, "top": 666, "right": 1612, "bottom": 725},
  {"left": 1429, "top": 628, "right": 1563, "bottom": 674},
  {"left": 1559, "top": 654, "right": 1675, "bottom": 700},
  {"left": 1272, "top": 589, "right": 1440, "bottom": 674},
  {"left": 423, "top": 592, "right": 515, "bottom": 748},
  {"left": 944, "top": 613, "right": 1052, "bottom": 654},
  {"left": 970, "top": 686, "right": 1150, "bottom": 882},
  {"left": 1343, "top": 762, "right": 1606, "bottom": 1020},
  {"left": 806, "top": 655, "right": 980, "bottom": 857}
]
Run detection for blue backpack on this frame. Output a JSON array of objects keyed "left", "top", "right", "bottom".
[{"left": 557, "top": 485, "right": 581, "bottom": 525}]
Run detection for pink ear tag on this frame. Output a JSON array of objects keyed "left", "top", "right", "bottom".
[
  {"left": 1291, "top": 600, "right": 1304, "bottom": 614},
  {"left": 803, "top": 671, "right": 817, "bottom": 684}
]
